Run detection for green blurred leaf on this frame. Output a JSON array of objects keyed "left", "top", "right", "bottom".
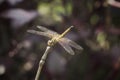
[
  {"left": 90, "top": 14, "right": 99, "bottom": 25},
  {"left": 87, "top": 2, "right": 93, "bottom": 12},
  {"left": 97, "top": 32, "right": 110, "bottom": 50},
  {"left": 66, "top": 2, "right": 72, "bottom": 15},
  {"left": 38, "top": 3, "right": 51, "bottom": 15},
  {"left": 97, "top": 32, "right": 106, "bottom": 43},
  {"left": 37, "top": 0, "right": 72, "bottom": 24}
]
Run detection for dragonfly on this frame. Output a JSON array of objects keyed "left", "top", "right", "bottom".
[
  {"left": 27, "top": 25, "right": 83, "bottom": 55},
  {"left": 27, "top": 26, "right": 83, "bottom": 80}
]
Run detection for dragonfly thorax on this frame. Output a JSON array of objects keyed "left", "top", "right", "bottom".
[{"left": 47, "top": 37, "right": 60, "bottom": 46}]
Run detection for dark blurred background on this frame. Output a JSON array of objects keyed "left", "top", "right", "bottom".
[{"left": 0, "top": 0, "right": 120, "bottom": 80}]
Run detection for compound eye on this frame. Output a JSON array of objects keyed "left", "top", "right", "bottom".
[
  {"left": 48, "top": 40, "right": 51, "bottom": 44},
  {"left": 47, "top": 40, "right": 52, "bottom": 46}
]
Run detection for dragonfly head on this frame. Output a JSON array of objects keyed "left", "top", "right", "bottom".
[{"left": 47, "top": 39, "right": 57, "bottom": 46}]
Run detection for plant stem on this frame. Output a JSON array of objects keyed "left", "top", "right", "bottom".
[{"left": 35, "top": 46, "right": 51, "bottom": 80}]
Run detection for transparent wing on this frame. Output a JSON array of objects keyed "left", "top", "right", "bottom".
[
  {"left": 60, "top": 38, "right": 83, "bottom": 50},
  {"left": 37, "top": 25, "right": 52, "bottom": 32},
  {"left": 37, "top": 26, "right": 59, "bottom": 37},
  {"left": 28, "top": 26, "right": 61, "bottom": 40},
  {"left": 58, "top": 39, "right": 75, "bottom": 55},
  {"left": 64, "top": 38, "right": 83, "bottom": 50},
  {"left": 27, "top": 30, "right": 53, "bottom": 38}
]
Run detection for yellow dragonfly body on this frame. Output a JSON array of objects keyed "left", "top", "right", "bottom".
[{"left": 27, "top": 26, "right": 83, "bottom": 55}]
